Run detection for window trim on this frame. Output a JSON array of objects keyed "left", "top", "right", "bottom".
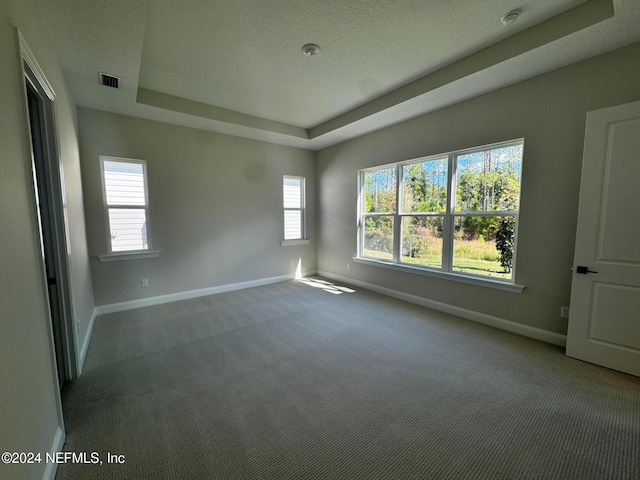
[
  {"left": 98, "top": 250, "right": 161, "bottom": 263},
  {"left": 100, "top": 156, "right": 154, "bottom": 256},
  {"left": 357, "top": 139, "right": 524, "bottom": 286},
  {"left": 282, "top": 175, "right": 307, "bottom": 244},
  {"left": 352, "top": 257, "right": 525, "bottom": 293}
]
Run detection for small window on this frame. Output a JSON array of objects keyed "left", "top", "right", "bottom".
[
  {"left": 283, "top": 176, "right": 305, "bottom": 241},
  {"left": 100, "top": 156, "right": 151, "bottom": 253}
]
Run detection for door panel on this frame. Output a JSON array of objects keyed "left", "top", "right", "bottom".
[
  {"left": 566, "top": 100, "right": 640, "bottom": 377},
  {"left": 598, "top": 118, "right": 640, "bottom": 262},
  {"left": 589, "top": 283, "right": 640, "bottom": 350}
]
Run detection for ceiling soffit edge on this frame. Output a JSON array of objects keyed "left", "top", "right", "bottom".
[
  {"left": 136, "top": 88, "right": 308, "bottom": 139},
  {"left": 135, "top": 0, "right": 614, "bottom": 142},
  {"left": 309, "top": 0, "right": 613, "bottom": 138}
]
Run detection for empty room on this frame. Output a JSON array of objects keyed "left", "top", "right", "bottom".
[{"left": 2, "top": 0, "right": 640, "bottom": 479}]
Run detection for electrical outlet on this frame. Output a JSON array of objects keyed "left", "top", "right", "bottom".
[
  {"left": 560, "top": 306, "right": 570, "bottom": 318},
  {"left": 141, "top": 278, "right": 149, "bottom": 287},
  {"left": 346, "top": 263, "right": 351, "bottom": 270}
]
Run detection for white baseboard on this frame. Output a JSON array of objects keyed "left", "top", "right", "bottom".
[
  {"left": 77, "top": 308, "right": 97, "bottom": 376},
  {"left": 316, "top": 270, "right": 567, "bottom": 347},
  {"left": 42, "top": 426, "right": 64, "bottom": 480},
  {"left": 95, "top": 271, "right": 317, "bottom": 315}
]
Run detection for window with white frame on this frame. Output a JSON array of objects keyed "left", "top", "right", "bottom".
[
  {"left": 100, "top": 156, "right": 151, "bottom": 253},
  {"left": 358, "top": 140, "right": 523, "bottom": 282},
  {"left": 283, "top": 176, "right": 306, "bottom": 241}
]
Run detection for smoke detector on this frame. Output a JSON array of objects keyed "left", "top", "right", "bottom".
[{"left": 501, "top": 10, "right": 520, "bottom": 25}]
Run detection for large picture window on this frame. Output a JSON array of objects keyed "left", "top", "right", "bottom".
[
  {"left": 358, "top": 140, "right": 523, "bottom": 282},
  {"left": 100, "top": 156, "right": 151, "bottom": 253}
]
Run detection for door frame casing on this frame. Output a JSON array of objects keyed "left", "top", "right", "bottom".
[{"left": 18, "top": 29, "right": 79, "bottom": 387}]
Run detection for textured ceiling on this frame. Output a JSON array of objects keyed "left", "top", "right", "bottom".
[
  {"left": 33, "top": 0, "right": 640, "bottom": 150},
  {"left": 139, "top": 0, "right": 585, "bottom": 128}
]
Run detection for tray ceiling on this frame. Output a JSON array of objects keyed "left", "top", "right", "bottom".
[{"left": 34, "top": 0, "right": 640, "bottom": 149}]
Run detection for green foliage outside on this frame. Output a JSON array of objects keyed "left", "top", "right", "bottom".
[
  {"left": 403, "top": 159, "right": 447, "bottom": 213},
  {"left": 495, "top": 217, "right": 516, "bottom": 273},
  {"left": 363, "top": 146, "right": 521, "bottom": 278},
  {"left": 364, "top": 216, "right": 393, "bottom": 255},
  {"left": 363, "top": 168, "right": 396, "bottom": 213}
]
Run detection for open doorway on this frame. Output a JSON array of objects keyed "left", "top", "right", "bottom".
[{"left": 24, "top": 62, "right": 78, "bottom": 391}]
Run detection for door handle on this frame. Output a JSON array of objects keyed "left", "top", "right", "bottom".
[{"left": 576, "top": 266, "right": 598, "bottom": 274}]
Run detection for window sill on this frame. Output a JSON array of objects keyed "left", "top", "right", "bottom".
[
  {"left": 352, "top": 257, "right": 525, "bottom": 293},
  {"left": 280, "top": 239, "right": 310, "bottom": 246},
  {"left": 98, "top": 250, "right": 161, "bottom": 263}
]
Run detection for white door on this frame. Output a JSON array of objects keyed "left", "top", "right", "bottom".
[{"left": 566, "top": 100, "right": 640, "bottom": 377}]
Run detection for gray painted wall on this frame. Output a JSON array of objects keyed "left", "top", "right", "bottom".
[
  {"left": 0, "top": 0, "right": 95, "bottom": 478},
  {"left": 78, "top": 109, "right": 317, "bottom": 306},
  {"left": 316, "top": 42, "right": 640, "bottom": 336}
]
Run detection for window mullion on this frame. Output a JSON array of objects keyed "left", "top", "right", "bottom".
[
  {"left": 106, "top": 204, "right": 142, "bottom": 209},
  {"left": 442, "top": 153, "right": 456, "bottom": 272},
  {"left": 455, "top": 210, "right": 517, "bottom": 216},
  {"left": 393, "top": 164, "right": 402, "bottom": 263},
  {"left": 301, "top": 179, "right": 306, "bottom": 240},
  {"left": 357, "top": 172, "right": 364, "bottom": 257}
]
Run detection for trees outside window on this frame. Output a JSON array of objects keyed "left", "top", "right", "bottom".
[{"left": 358, "top": 140, "right": 523, "bottom": 282}]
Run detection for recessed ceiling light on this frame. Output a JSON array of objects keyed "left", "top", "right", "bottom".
[
  {"left": 501, "top": 10, "right": 520, "bottom": 25},
  {"left": 302, "top": 44, "right": 320, "bottom": 57}
]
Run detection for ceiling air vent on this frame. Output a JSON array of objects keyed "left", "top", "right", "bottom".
[{"left": 99, "top": 72, "right": 120, "bottom": 89}]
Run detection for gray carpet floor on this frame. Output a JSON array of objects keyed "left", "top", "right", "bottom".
[{"left": 57, "top": 277, "right": 639, "bottom": 479}]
